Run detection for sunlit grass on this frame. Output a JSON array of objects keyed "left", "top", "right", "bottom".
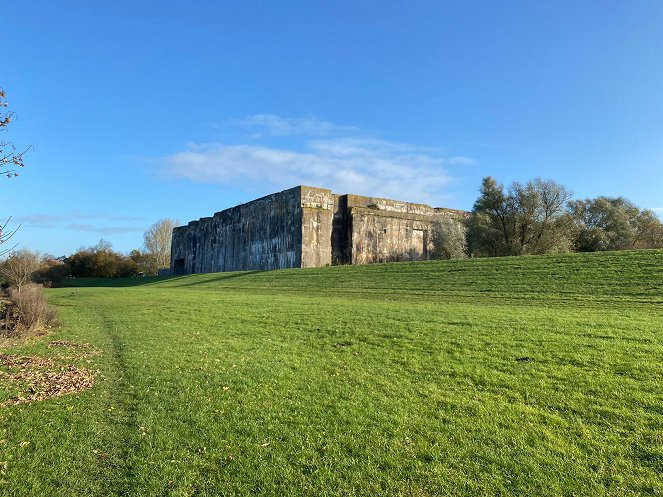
[{"left": 1, "top": 250, "right": 662, "bottom": 496}]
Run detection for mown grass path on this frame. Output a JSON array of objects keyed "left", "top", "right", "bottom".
[{"left": 1, "top": 250, "right": 662, "bottom": 496}]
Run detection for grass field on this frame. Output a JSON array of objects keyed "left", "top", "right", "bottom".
[{"left": 1, "top": 250, "right": 662, "bottom": 496}]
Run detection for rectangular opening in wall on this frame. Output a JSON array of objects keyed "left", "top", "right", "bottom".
[{"left": 173, "top": 258, "right": 185, "bottom": 275}]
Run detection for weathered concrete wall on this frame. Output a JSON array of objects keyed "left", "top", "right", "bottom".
[
  {"left": 343, "top": 193, "right": 437, "bottom": 216},
  {"left": 334, "top": 193, "right": 466, "bottom": 265},
  {"left": 301, "top": 187, "right": 334, "bottom": 268},
  {"left": 349, "top": 208, "right": 433, "bottom": 264},
  {"left": 171, "top": 185, "right": 467, "bottom": 274},
  {"left": 171, "top": 187, "right": 304, "bottom": 274}
]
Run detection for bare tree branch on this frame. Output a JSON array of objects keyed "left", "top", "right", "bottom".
[
  {"left": 1, "top": 87, "right": 29, "bottom": 251},
  {"left": 0, "top": 217, "right": 21, "bottom": 257}
]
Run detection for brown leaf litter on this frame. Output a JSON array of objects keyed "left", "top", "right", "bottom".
[
  {"left": 0, "top": 345, "right": 98, "bottom": 407},
  {"left": 48, "top": 340, "right": 101, "bottom": 359},
  {"left": 0, "top": 354, "right": 55, "bottom": 369}
]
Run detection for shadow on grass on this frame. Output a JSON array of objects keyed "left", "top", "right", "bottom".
[
  {"left": 58, "top": 270, "right": 265, "bottom": 288},
  {"left": 163, "top": 270, "right": 266, "bottom": 288}
]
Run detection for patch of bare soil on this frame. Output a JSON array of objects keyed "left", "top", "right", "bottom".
[{"left": 0, "top": 349, "right": 97, "bottom": 407}]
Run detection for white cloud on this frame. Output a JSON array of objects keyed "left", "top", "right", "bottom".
[
  {"left": 233, "top": 114, "right": 359, "bottom": 137},
  {"left": 161, "top": 135, "right": 473, "bottom": 205},
  {"left": 12, "top": 214, "right": 68, "bottom": 227},
  {"left": 66, "top": 224, "right": 145, "bottom": 235},
  {"left": 15, "top": 212, "right": 146, "bottom": 227},
  {"left": 14, "top": 212, "right": 148, "bottom": 236}
]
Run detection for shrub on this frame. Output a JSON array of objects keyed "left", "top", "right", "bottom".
[
  {"left": 431, "top": 217, "right": 468, "bottom": 260},
  {"left": 65, "top": 240, "right": 138, "bottom": 278},
  {"left": 32, "top": 259, "right": 71, "bottom": 287},
  {"left": 3, "top": 283, "right": 58, "bottom": 336}
]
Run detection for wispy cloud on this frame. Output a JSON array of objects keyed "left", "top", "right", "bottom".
[
  {"left": 162, "top": 139, "right": 471, "bottom": 205},
  {"left": 67, "top": 212, "right": 146, "bottom": 223},
  {"left": 12, "top": 214, "right": 68, "bottom": 227},
  {"left": 66, "top": 224, "right": 145, "bottom": 235},
  {"left": 14, "top": 212, "right": 148, "bottom": 235},
  {"left": 232, "top": 114, "right": 359, "bottom": 137},
  {"left": 162, "top": 116, "right": 475, "bottom": 206},
  {"left": 15, "top": 212, "right": 146, "bottom": 227}
]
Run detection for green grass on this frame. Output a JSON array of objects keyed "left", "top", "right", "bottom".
[{"left": 1, "top": 250, "right": 662, "bottom": 496}]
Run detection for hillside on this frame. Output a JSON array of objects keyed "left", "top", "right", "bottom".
[
  {"left": 68, "top": 249, "right": 662, "bottom": 307},
  {"left": 2, "top": 250, "right": 662, "bottom": 496}
]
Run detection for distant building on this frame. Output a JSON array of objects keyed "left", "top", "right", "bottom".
[{"left": 170, "top": 185, "right": 466, "bottom": 275}]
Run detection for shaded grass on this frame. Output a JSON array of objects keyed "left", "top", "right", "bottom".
[{"left": 1, "top": 250, "right": 662, "bottom": 495}]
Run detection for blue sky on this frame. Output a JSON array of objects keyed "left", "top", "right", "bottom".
[{"left": 3, "top": 1, "right": 663, "bottom": 256}]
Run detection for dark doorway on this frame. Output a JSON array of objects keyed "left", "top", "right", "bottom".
[{"left": 173, "top": 258, "right": 186, "bottom": 275}]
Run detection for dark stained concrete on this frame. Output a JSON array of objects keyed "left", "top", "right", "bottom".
[{"left": 171, "top": 185, "right": 466, "bottom": 274}]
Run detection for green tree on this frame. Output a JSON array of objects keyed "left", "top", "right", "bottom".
[
  {"left": 32, "top": 257, "right": 71, "bottom": 287},
  {"left": 129, "top": 249, "right": 158, "bottom": 276},
  {"left": 468, "top": 176, "right": 574, "bottom": 257},
  {"left": 66, "top": 240, "right": 136, "bottom": 278},
  {"left": 569, "top": 197, "right": 663, "bottom": 251}
]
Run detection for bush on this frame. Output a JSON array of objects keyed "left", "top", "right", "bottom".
[
  {"left": 431, "top": 217, "right": 468, "bottom": 260},
  {"left": 32, "top": 259, "right": 71, "bottom": 287},
  {"left": 2, "top": 283, "right": 58, "bottom": 336},
  {"left": 66, "top": 240, "right": 138, "bottom": 278}
]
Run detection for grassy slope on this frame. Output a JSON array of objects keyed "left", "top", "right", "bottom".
[{"left": 1, "top": 250, "right": 662, "bottom": 496}]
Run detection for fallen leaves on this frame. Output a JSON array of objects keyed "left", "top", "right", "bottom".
[
  {"left": 0, "top": 354, "right": 55, "bottom": 368},
  {"left": 48, "top": 340, "right": 101, "bottom": 359},
  {"left": 0, "top": 344, "right": 98, "bottom": 407}
]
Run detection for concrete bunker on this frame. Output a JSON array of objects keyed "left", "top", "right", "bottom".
[{"left": 170, "top": 185, "right": 465, "bottom": 275}]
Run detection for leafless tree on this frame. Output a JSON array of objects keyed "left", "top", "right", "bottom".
[
  {"left": 1, "top": 88, "right": 28, "bottom": 254},
  {"left": 1, "top": 88, "right": 28, "bottom": 178},
  {"left": 0, "top": 217, "right": 20, "bottom": 257},
  {"left": 1, "top": 249, "right": 41, "bottom": 291},
  {"left": 144, "top": 218, "right": 178, "bottom": 271}
]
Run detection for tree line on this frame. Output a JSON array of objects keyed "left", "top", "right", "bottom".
[
  {"left": 2, "top": 176, "right": 661, "bottom": 287},
  {"left": 0, "top": 219, "right": 177, "bottom": 288},
  {"left": 432, "top": 176, "right": 663, "bottom": 259}
]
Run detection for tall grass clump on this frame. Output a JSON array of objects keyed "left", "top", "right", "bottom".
[{"left": 2, "top": 283, "right": 58, "bottom": 336}]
